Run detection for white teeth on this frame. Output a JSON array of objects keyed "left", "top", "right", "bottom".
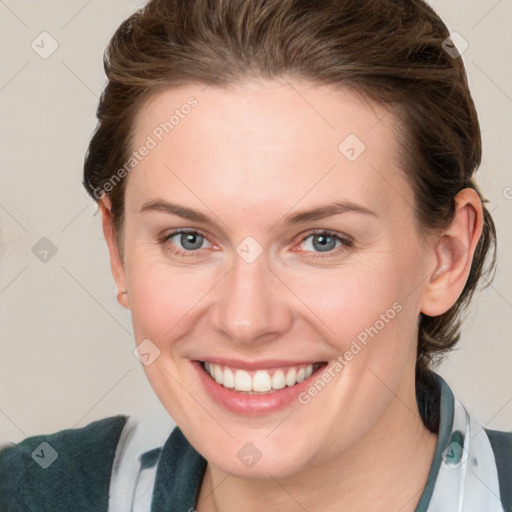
[
  {"left": 296, "top": 368, "right": 306, "bottom": 383},
  {"left": 223, "top": 367, "right": 235, "bottom": 388},
  {"left": 234, "top": 369, "right": 252, "bottom": 391},
  {"left": 252, "top": 370, "right": 272, "bottom": 392},
  {"left": 213, "top": 364, "right": 223, "bottom": 384},
  {"left": 203, "top": 362, "right": 318, "bottom": 392},
  {"left": 272, "top": 370, "right": 286, "bottom": 390},
  {"left": 285, "top": 367, "right": 297, "bottom": 387}
]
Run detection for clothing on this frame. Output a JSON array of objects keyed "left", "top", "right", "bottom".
[{"left": 1, "top": 372, "right": 510, "bottom": 511}]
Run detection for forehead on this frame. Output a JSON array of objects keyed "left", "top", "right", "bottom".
[{"left": 126, "top": 78, "right": 409, "bottom": 219}]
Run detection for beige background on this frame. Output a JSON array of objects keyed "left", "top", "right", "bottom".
[{"left": 0, "top": 0, "right": 511, "bottom": 444}]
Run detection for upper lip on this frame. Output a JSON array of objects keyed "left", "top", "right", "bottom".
[{"left": 194, "top": 357, "right": 327, "bottom": 371}]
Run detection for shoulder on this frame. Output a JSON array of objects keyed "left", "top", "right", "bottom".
[
  {"left": 485, "top": 426, "right": 512, "bottom": 462},
  {"left": 0, "top": 415, "right": 128, "bottom": 512},
  {"left": 484, "top": 427, "right": 512, "bottom": 510}
]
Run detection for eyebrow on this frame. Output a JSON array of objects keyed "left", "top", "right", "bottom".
[{"left": 139, "top": 199, "right": 377, "bottom": 226}]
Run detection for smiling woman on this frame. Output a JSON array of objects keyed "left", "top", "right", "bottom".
[{"left": 1, "top": 0, "right": 511, "bottom": 511}]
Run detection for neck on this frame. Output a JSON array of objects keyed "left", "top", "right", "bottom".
[{"left": 196, "top": 371, "right": 438, "bottom": 512}]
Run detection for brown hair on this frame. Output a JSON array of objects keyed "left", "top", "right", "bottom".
[{"left": 83, "top": 0, "right": 497, "bottom": 429}]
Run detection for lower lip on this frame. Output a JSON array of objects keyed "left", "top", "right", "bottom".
[{"left": 192, "top": 360, "right": 327, "bottom": 416}]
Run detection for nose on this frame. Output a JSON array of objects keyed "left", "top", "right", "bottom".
[{"left": 211, "top": 254, "right": 293, "bottom": 346}]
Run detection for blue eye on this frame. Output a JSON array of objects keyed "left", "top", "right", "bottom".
[
  {"left": 161, "top": 230, "right": 209, "bottom": 258},
  {"left": 298, "top": 230, "right": 353, "bottom": 259},
  {"left": 158, "top": 229, "right": 353, "bottom": 259}
]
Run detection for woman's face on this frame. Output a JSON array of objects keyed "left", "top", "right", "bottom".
[{"left": 107, "top": 78, "right": 435, "bottom": 477}]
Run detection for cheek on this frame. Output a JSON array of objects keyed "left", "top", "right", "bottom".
[
  {"left": 285, "top": 258, "right": 405, "bottom": 350},
  {"left": 128, "top": 261, "right": 213, "bottom": 344},
  {"left": 125, "top": 258, "right": 215, "bottom": 423}
]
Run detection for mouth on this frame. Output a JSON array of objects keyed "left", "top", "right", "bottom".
[
  {"left": 199, "top": 360, "right": 328, "bottom": 394},
  {"left": 192, "top": 358, "right": 330, "bottom": 415}
]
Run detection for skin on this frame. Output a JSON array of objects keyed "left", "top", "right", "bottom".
[{"left": 99, "top": 78, "right": 483, "bottom": 511}]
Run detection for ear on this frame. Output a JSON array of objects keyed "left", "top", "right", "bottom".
[
  {"left": 420, "top": 188, "right": 484, "bottom": 317},
  {"left": 99, "top": 197, "right": 130, "bottom": 310}
]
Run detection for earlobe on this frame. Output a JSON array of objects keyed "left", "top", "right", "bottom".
[
  {"left": 420, "top": 188, "right": 483, "bottom": 317},
  {"left": 99, "top": 197, "right": 130, "bottom": 310}
]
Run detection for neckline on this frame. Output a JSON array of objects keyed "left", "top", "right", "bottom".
[{"left": 414, "top": 371, "right": 455, "bottom": 511}]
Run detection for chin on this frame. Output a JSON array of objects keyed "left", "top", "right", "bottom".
[{"left": 197, "top": 431, "right": 319, "bottom": 479}]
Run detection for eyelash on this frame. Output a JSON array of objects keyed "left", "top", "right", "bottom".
[{"left": 157, "top": 228, "right": 353, "bottom": 260}]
